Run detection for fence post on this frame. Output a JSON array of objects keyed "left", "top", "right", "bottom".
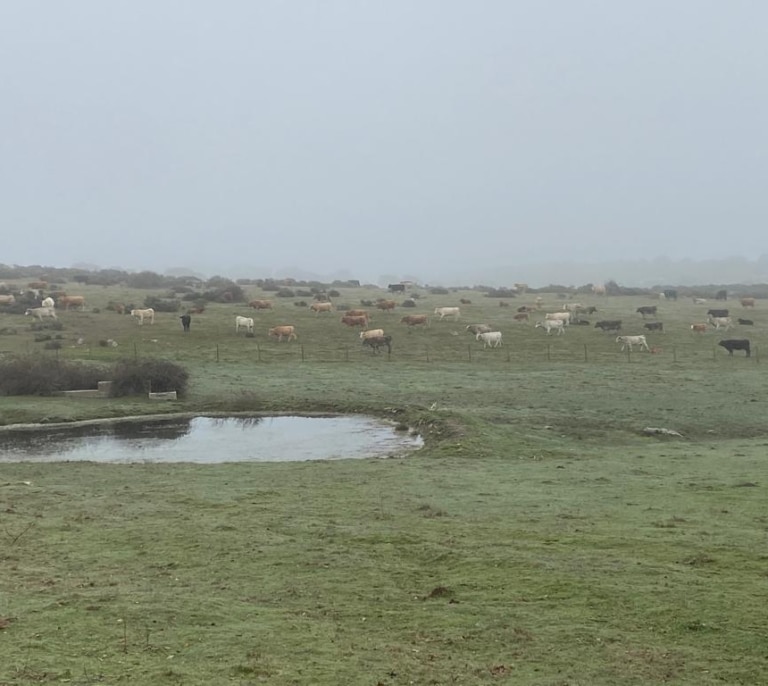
[
  {"left": 467, "top": 345, "right": 472, "bottom": 363},
  {"left": 426, "top": 347, "right": 430, "bottom": 363},
  {"left": 256, "top": 344, "right": 262, "bottom": 362}
]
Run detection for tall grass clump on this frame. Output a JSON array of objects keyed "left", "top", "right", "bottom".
[
  {"left": 0, "top": 355, "right": 107, "bottom": 396},
  {"left": 109, "top": 358, "right": 189, "bottom": 397}
]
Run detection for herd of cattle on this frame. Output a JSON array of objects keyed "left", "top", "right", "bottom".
[{"left": 0, "top": 286, "right": 761, "bottom": 358}]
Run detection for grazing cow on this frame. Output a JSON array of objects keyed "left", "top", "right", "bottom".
[
  {"left": 709, "top": 316, "right": 733, "bottom": 331},
  {"left": 517, "top": 305, "right": 537, "bottom": 313},
  {"left": 563, "top": 303, "right": 583, "bottom": 312},
  {"left": 434, "top": 306, "right": 460, "bottom": 321},
  {"left": 616, "top": 335, "right": 650, "bottom": 352},
  {"left": 388, "top": 283, "right": 406, "bottom": 293},
  {"left": 595, "top": 320, "right": 622, "bottom": 332},
  {"left": 0, "top": 294, "right": 16, "bottom": 305},
  {"left": 741, "top": 298, "right": 756, "bottom": 308},
  {"left": 738, "top": 318, "right": 754, "bottom": 326},
  {"left": 466, "top": 324, "right": 492, "bottom": 335},
  {"left": 345, "top": 309, "right": 369, "bottom": 318},
  {"left": 310, "top": 302, "right": 333, "bottom": 315},
  {"left": 663, "top": 289, "right": 678, "bottom": 301},
  {"left": 535, "top": 319, "right": 565, "bottom": 335},
  {"left": 718, "top": 339, "right": 750, "bottom": 357},
  {"left": 570, "top": 318, "right": 591, "bottom": 325},
  {"left": 28, "top": 281, "right": 48, "bottom": 290},
  {"left": 476, "top": 331, "right": 502, "bottom": 348},
  {"left": 514, "top": 282, "right": 528, "bottom": 293},
  {"left": 592, "top": 284, "right": 606, "bottom": 296},
  {"left": 180, "top": 314, "right": 191, "bottom": 332},
  {"left": 400, "top": 314, "right": 428, "bottom": 327},
  {"left": 269, "top": 325, "right": 297, "bottom": 341},
  {"left": 41, "top": 297, "right": 55, "bottom": 309},
  {"left": 643, "top": 322, "right": 664, "bottom": 333},
  {"left": 376, "top": 300, "right": 397, "bottom": 312},
  {"left": 341, "top": 315, "right": 369, "bottom": 328},
  {"left": 362, "top": 334, "right": 392, "bottom": 354},
  {"left": 360, "top": 328, "right": 385, "bottom": 340},
  {"left": 131, "top": 308, "right": 155, "bottom": 325},
  {"left": 58, "top": 295, "right": 86, "bottom": 311},
  {"left": 636, "top": 306, "right": 657, "bottom": 318},
  {"left": 513, "top": 312, "right": 529, "bottom": 322},
  {"left": 707, "top": 309, "right": 729, "bottom": 318},
  {"left": 545, "top": 311, "right": 571, "bottom": 326},
  {"left": 499, "top": 301, "right": 510, "bottom": 308},
  {"left": 235, "top": 315, "right": 254, "bottom": 333},
  {"left": 690, "top": 323, "right": 707, "bottom": 334},
  {"left": 248, "top": 299, "right": 273, "bottom": 310},
  {"left": 25, "top": 307, "right": 57, "bottom": 321},
  {"left": 693, "top": 297, "right": 708, "bottom": 305},
  {"left": 585, "top": 306, "right": 598, "bottom": 315},
  {"left": 715, "top": 289, "right": 728, "bottom": 301},
  {"left": 459, "top": 298, "right": 472, "bottom": 305}
]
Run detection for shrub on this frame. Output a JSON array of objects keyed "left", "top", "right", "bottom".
[
  {"left": 276, "top": 288, "right": 295, "bottom": 298},
  {"left": 110, "top": 358, "right": 189, "bottom": 398},
  {"left": 44, "top": 341, "right": 62, "bottom": 350},
  {"left": 328, "top": 289, "right": 340, "bottom": 298},
  {"left": 401, "top": 299, "right": 416, "bottom": 307},
  {"left": 0, "top": 356, "right": 107, "bottom": 396},
  {"left": 143, "top": 296, "right": 181, "bottom": 312},
  {"left": 429, "top": 287, "right": 450, "bottom": 295},
  {"left": 30, "top": 320, "right": 64, "bottom": 331}
]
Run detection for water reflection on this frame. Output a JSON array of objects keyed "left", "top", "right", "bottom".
[{"left": 0, "top": 415, "right": 422, "bottom": 463}]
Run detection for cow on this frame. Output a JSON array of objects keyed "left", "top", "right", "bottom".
[
  {"left": 388, "top": 284, "right": 406, "bottom": 293},
  {"left": 563, "top": 303, "right": 583, "bottom": 312},
  {"left": 693, "top": 298, "right": 708, "bottom": 305},
  {"left": 268, "top": 325, "right": 297, "bottom": 341},
  {"left": 513, "top": 312, "right": 529, "bottom": 322},
  {"left": 707, "top": 309, "right": 729, "bottom": 318},
  {"left": 248, "top": 299, "right": 273, "bottom": 310},
  {"left": 41, "top": 297, "right": 55, "bottom": 309},
  {"left": 499, "top": 301, "right": 510, "bottom": 308},
  {"left": 341, "top": 315, "right": 369, "bottom": 328},
  {"left": 476, "top": 331, "right": 502, "bottom": 348},
  {"left": 715, "top": 289, "right": 728, "bottom": 301},
  {"left": 58, "top": 295, "right": 86, "bottom": 311},
  {"left": 545, "top": 311, "right": 571, "bottom": 326},
  {"left": 738, "top": 318, "right": 754, "bottom": 326},
  {"left": 690, "top": 323, "right": 707, "bottom": 334},
  {"left": 28, "top": 281, "right": 48, "bottom": 290},
  {"left": 517, "top": 305, "right": 537, "bottom": 313},
  {"left": 180, "top": 314, "right": 191, "bottom": 332},
  {"left": 709, "top": 316, "right": 733, "bottom": 331},
  {"left": 362, "top": 334, "right": 392, "bottom": 354},
  {"left": 616, "top": 335, "right": 650, "bottom": 352},
  {"left": 434, "top": 306, "right": 460, "bottom": 321},
  {"left": 0, "top": 294, "right": 16, "bottom": 305},
  {"left": 514, "top": 282, "right": 528, "bottom": 293},
  {"left": 663, "top": 289, "right": 678, "bottom": 301},
  {"left": 310, "top": 302, "right": 333, "bottom": 315},
  {"left": 131, "top": 308, "right": 155, "bottom": 325},
  {"left": 459, "top": 298, "right": 472, "bottom": 305},
  {"left": 570, "top": 318, "right": 591, "bottom": 325},
  {"left": 345, "top": 309, "right": 369, "bottom": 318},
  {"left": 376, "top": 300, "right": 397, "bottom": 312},
  {"left": 718, "top": 339, "right": 750, "bottom": 357},
  {"left": 592, "top": 284, "right": 607, "bottom": 296},
  {"left": 400, "top": 314, "right": 428, "bottom": 327},
  {"left": 466, "top": 324, "right": 492, "bottom": 335},
  {"left": 636, "top": 306, "right": 657, "bottom": 318},
  {"left": 643, "top": 322, "right": 664, "bottom": 333},
  {"left": 585, "top": 306, "right": 598, "bottom": 315},
  {"left": 360, "top": 328, "right": 385, "bottom": 340},
  {"left": 741, "top": 298, "right": 756, "bottom": 308},
  {"left": 235, "top": 315, "right": 254, "bottom": 333},
  {"left": 25, "top": 307, "right": 57, "bottom": 321},
  {"left": 595, "top": 320, "right": 622, "bottom": 332},
  {"left": 535, "top": 319, "right": 565, "bottom": 335}
]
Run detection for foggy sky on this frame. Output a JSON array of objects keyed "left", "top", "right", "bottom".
[{"left": 2, "top": 2, "right": 767, "bottom": 284}]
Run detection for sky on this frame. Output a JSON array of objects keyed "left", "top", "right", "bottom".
[{"left": 2, "top": 1, "right": 767, "bottom": 284}]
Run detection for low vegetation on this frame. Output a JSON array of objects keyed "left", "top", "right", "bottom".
[{"left": 109, "top": 358, "right": 190, "bottom": 397}]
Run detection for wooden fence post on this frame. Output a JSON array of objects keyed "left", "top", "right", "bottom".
[{"left": 256, "top": 344, "right": 262, "bottom": 362}]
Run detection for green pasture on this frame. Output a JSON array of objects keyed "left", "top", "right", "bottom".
[{"left": 1, "top": 283, "right": 767, "bottom": 684}]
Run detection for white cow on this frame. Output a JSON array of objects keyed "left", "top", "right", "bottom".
[
  {"left": 708, "top": 316, "right": 733, "bottom": 330},
  {"left": 41, "top": 297, "right": 55, "bottom": 309},
  {"left": 434, "top": 306, "right": 460, "bottom": 321},
  {"left": 235, "top": 316, "right": 254, "bottom": 333},
  {"left": 535, "top": 320, "right": 565, "bottom": 335},
  {"left": 360, "top": 328, "right": 385, "bottom": 340},
  {"left": 545, "top": 311, "right": 571, "bottom": 326},
  {"left": 476, "top": 331, "right": 502, "bottom": 348},
  {"left": 25, "top": 307, "right": 57, "bottom": 321},
  {"left": 131, "top": 308, "right": 155, "bottom": 325},
  {"left": 693, "top": 297, "right": 708, "bottom": 305},
  {"left": 616, "top": 335, "right": 650, "bottom": 351}
]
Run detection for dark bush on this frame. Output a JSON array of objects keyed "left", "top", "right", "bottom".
[
  {"left": 34, "top": 334, "right": 52, "bottom": 342},
  {"left": 429, "top": 287, "right": 450, "bottom": 295},
  {"left": 110, "top": 358, "right": 189, "bottom": 398},
  {"left": 336, "top": 303, "right": 350, "bottom": 311},
  {"left": 276, "top": 288, "right": 295, "bottom": 298},
  {"left": 328, "top": 289, "right": 340, "bottom": 298},
  {"left": 296, "top": 289, "right": 313, "bottom": 297},
  {"left": 44, "top": 341, "right": 62, "bottom": 350},
  {"left": 0, "top": 327, "right": 17, "bottom": 335},
  {"left": 0, "top": 356, "right": 108, "bottom": 396},
  {"left": 484, "top": 288, "right": 518, "bottom": 299},
  {"left": 30, "top": 320, "right": 64, "bottom": 331},
  {"left": 401, "top": 299, "right": 416, "bottom": 307},
  {"left": 143, "top": 296, "right": 181, "bottom": 312}
]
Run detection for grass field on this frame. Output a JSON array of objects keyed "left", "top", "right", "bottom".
[{"left": 1, "top": 282, "right": 767, "bottom": 684}]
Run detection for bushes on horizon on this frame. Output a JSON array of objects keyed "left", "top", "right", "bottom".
[{"left": 110, "top": 359, "right": 189, "bottom": 398}]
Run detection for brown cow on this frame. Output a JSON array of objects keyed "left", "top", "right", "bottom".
[
  {"left": 741, "top": 297, "right": 756, "bottom": 308},
  {"left": 376, "top": 300, "right": 396, "bottom": 312},
  {"left": 248, "top": 299, "right": 273, "bottom": 310},
  {"left": 690, "top": 323, "right": 707, "bottom": 334},
  {"left": 57, "top": 295, "right": 86, "bottom": 311},
  {"left": 268, "top": 325, "right": 297, "bottom": 341},
  {"left": 400, "top": 314, "right": 428, "bottom": 327},
  {"left": 460, "top": 298, "right": 471, "bottom": 305},
  {"left": 28, "top": 281, "right": 48, "bottom": 290},
  {"left": 310, "top": 302, "right": 333, "bottom": 315},
  {"left": 345, "top": 309, "right": 369, "bottom": 318},
  {"left": 513, "top": 312, "right": 529, "bottom": 322},
  {"left": 0, "top": 294, "right": 16, "bottom": 305},
  {"left": 341, "top": 315, "right": 368, "bottom": 327}
]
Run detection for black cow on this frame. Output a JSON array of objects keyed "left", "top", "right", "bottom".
[
  {"left": 636, "top": 306, "right": 657, "bottom": 318},
  {"left": 663, "top": 289, "right": 678, "bottom": 301},
  {"left": 715, "top": 289, "right": 728, "bottom": 300},
  {"left": 362, "top": 334, "right": 392, "bottom": 354},
  {"left": 571, "top": 318, "right": 590, "bottom": 325},
  {"left": 718, "top": 339, "right": 750, "bottom": 357},
  {"left": 643, "top": 322, "right": 664, "bottom": 332},
  {"left": 180, "top": 314, "right": 191, "bottom": 332},
  {"left": 388, "top": 284, "right": 406, "bottom": 293},
  {"left": 738, "top": 318, "right": 754, "bottom": 326},
  {"left": 585, "top": 306, "right": 598, "bottom": 314},
  {"left": 707, "top": 309, "right": 729, "bottom": 318},
  {"left": 595, "top": 320, "right": 622, "bottom": 332}
]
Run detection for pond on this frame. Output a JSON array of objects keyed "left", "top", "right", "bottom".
[{"left": 0, "top": 415, "right": 423, "bottom": 464}]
